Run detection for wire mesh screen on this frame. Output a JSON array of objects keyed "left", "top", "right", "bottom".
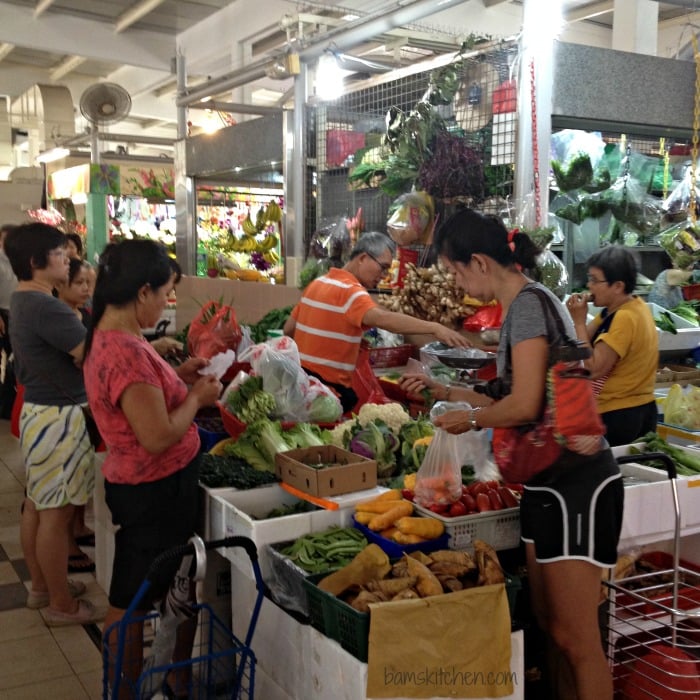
[{"left": 305, "top": 40, "right": 519, "bottom": 257}]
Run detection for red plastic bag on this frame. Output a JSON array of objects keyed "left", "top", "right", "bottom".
[
  {"left": 351, "top": 345, "right": 390, "bottom": 411},
  {"left": 187, "top": 301, "right": 242, "bottom": 360},
  {"left": 10, "top": 382, "right": 23, "bottom": 439},
  {"left": 462, "top": 304, "right": 502, "bottom": 333}
]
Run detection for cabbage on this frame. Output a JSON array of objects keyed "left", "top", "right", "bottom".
[{"left": 307, "top": 394, "right": 342, "bottom": 423}]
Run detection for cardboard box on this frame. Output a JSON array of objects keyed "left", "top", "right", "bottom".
[{"left": 275, "top": 445, "right": 377, "bottom": 497}]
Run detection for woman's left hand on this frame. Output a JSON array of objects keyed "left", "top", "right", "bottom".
[
  {"left": 176, "top": 357, "right": 210, "bottom": 385},
  {"left": 432, "top": 409, "right": 471, "bottom": 434}
]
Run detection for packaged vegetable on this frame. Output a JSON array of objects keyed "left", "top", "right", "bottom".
[{"left": 386, "top": 190, "right": 435, "bottom": 246}]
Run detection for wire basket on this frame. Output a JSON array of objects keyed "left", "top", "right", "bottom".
[{"left": 368, "top": 344, "right": 414, "bottom": 368}]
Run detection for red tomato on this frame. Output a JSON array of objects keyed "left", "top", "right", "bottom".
[
  {"left": 429, "top": 503, "right": 449, "bottom": 515},
  {"left": 484, "top": 480, "right": 500, "bottom": 491},
  {"left": 461, "top": 484, "right": 470, "bottom": 495},
  {"left": 401, "top": 489, "right": 415, "bottom": 502},
  {"left": 476, "top": 493, "right": 492, "bottom": 512},
  {"left": 470, "top": 482, "right": 490, "bottom": 496},
  {"left": 498, "top": 486, "right": 520, "bottom": 509},
  {"left": 460, "top": 493, "right": 477, "bottom": 512},
  {"left": 487, "top": 489, "right": 504, "bottom": 511},
  {"left": 448, "top": 501, "right": 468, "bottom": 517}
]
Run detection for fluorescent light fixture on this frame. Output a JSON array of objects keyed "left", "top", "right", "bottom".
[
  {"left": 36, "top": 147, "right": 70, "bottom": 164},
  {"left": 316, "top": 51, "right": 343, "bottom": 101}
]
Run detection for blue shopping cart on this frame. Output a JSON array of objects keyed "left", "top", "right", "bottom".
[{"left": 103, "top": 536, "right": 264, "bottom": 699}]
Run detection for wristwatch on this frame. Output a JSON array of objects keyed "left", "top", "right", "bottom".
[{"left": 468, "top": 408, "right": 482, "bottom": 431}]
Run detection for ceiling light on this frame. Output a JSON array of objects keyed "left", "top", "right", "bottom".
[
  {"left": 316, "top": 51, "right": 344, "bottom": 101},
  {"left": 36, "top": 147, "right": 70, "bottom": 164}
]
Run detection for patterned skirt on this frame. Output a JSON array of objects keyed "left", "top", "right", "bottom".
[{"left": 20, "top": 402, "right": 95, "bottom": 509}]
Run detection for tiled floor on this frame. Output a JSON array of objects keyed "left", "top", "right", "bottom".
[{"left": 0, "top": 418, "right": 109, "bottom": 699}]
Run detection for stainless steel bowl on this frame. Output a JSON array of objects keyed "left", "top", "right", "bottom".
[{"left": 421, "top": 342, "right": 497, "bottom": 369}]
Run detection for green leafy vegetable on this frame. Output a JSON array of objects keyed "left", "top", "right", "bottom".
[
  {"left": 249, "top": 306, "right": 294, "bottom": 343},
  {"left": 285, "top": 422, "right": 327, "bottom": 449},
  {"left": 199, "top": 453, "right": 277, "bottom": 488},
  {"left": 225, "top": 375, "right": 277, "bottom": 423}
]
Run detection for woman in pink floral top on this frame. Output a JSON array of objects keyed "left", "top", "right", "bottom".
[{"left": 83, "top": 239, "right": 221, "bottom": 695}]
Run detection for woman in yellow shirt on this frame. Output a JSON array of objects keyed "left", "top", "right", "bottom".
[{"left": 567, "top": 245, "right": 658, "bottom": 446}]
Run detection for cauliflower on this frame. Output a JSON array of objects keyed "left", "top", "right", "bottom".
[
  {"left": 356, "top": 402, "right": 411, "bottom": 435},
  {"left": 328, "top": 420, "right": 356, "bottom": 448}
]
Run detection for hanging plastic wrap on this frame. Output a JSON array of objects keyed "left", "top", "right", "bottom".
[
  {"left": 658, "top": 221, "right": 700, "bottom": 270},
  {"left": 550, "top": 129, "right": 607, "bottom": 193},
  {"left": 386, "top": 190, "right": 435, "bottom": 246},
  {"left": 307, "top": 215, "right": 352, "bottom": 265},
  {"left": 662, "top": 168, "right": 700, "bottom": 224}
]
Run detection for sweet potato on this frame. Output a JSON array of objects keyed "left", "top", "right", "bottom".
[
  {"left": 354, "top": 511, "right": 373, "bottom": 525},
  {"left": 380, "top": 527, "right": 399, "bottom": 540},
  {"left": 392, "top": 588, "right": 420, "bottom": 601},
  {"left": 395, "top": 516, "right": 445, "bottom": 539},
  {"left": 355, "top": 500, "right": 406, "bottom": 514},
  {"left": 392, "top": 531, "right": 427, "bottom": 545},
  {"left": 430, "top": 550, "right": 476, "bottom": 569},
  {"left": 404, "top": 554, "right": 443, "bottom": 597},
  {"left": 473, "top": 539, "right": 505, "bottom": 585},
  {"left": 350, "top": 589, "right": 386, "bottom": 612},
  {"left": 435, "top": 574, "right": 463, "bottom": 592},
  {"left": 318, "top": 544, "right": 391, "bottom": 596},
  {"left": 429, "top": 560, "right": 473, "bottom": 578},
  {"left": 365, "top": 576, "right": 417, "bottom": 596},
  {"left": 367, "top": 500, "right": 414, "bottom": 531}
]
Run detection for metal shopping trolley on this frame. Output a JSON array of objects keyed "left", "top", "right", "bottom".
[
  {"left": 603, "top": 453, "right": 700, "bottom": 698},
  {"left": 103, "top": 536, "right": 264, "bottom": 700}
]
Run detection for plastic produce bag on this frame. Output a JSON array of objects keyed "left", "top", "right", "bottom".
[
  {"left": 550, "top": 129, "right": 606, "bottom": 193},
  {"left": 663, "top": 168, "right": 700, "bottom": 223},
  {"left": 659, "top": 221, "right": 700, "bottom": 270},
  {"left": 533, "top": 247, "right": 569, "bottom": 299},
  {"left": 413, "top": 400, "right": 471, "bottom": 508},
  {"left": 307, "top": 215, "right": 352, "bottom": 265},
  {"left": 386, "top": 190, "right": 435, "bottom": 246},
  {"left": 662, "top": 383, "right": 700, "bottom": 430},
  {"left": 187, "top": 300, "right": 243, "bottom": 360}
]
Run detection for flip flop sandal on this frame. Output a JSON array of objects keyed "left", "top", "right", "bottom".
[
  {"left": 26, "top": 579, "right": 87, "bottom": 609},
  {"left": 68, "top": 554, "right": 95, "bottom": 573},
  {"left": 74, "top": 533, "right": 95, "bottom": 547}
]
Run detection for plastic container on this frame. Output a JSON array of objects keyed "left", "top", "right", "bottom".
[
  {"left": 351, "top": 516, "right": 450, "bottom": 558},
  {"left": 303, "top": 570, "right": 522, "bottom": 663},
  {"left": 413, "top": 503, "right": 521, "bottom": 551},
  {"left": 368, "top": 344, "right": 414, "bottom": 368}
]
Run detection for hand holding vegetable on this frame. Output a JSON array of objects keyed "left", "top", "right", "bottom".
[{"left": 190, "top": 374, "right": 223, "bottom": 408}]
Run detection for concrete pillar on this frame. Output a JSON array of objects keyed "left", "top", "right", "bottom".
[{"left": 612, "top": 0, "right": 658, "bottom": 55}]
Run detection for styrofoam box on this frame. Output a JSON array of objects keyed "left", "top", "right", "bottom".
[
  {"left": 611, "top": 443, "right": 690, "bottom": 547},
  {"left": 214, "top": 484, "right": 355, "bottom": 579},
  {"left": 648, "top": 302, "right": 700, "bottom": 352},
  {"left": 198, "top": 484, "right": 237, "bottom": 541},
  {"left": 215, "top": 484, "right": 315, "bottom": 578}
]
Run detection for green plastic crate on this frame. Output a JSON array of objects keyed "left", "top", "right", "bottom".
[{"left": 303, "top": 572, "right": 521, "bottom": 663}]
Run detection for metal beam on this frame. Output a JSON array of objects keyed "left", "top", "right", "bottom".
[
  {"left": 115, "top": 0, "right": 167, "bottom": 34},
  {"left": 58, "top": 131, "right": 174, "bottom": 147},
  {"left": 34, "top": 0, "right": 56, "bottom": 18},
  {"left": 188, "top": 101, "right": 281, "bottom": 116},
  {"left": 177, "top": 0, "right": 464, "bottom": 107},
  {"left": 0, "top": 43, "right": 14, "bottom": 61},
  {"left": 49, "top": 55, "right": 86, "bottom": 81},
  {"left": 564, "top": 1, "right": 613, "bottom": 24}
]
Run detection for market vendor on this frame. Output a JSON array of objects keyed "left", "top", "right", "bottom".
[{"left": 283, "top": 231, "right": 469, "bottom": 412}]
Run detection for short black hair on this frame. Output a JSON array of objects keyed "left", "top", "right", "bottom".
[
  {"left": 4, "top": 222, "right": 66, "bottom": 280},
  {"left": 585, "top": 245, "right": 638, "bottom": 294}
]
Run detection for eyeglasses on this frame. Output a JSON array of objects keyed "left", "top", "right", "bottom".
[
  {"left": 366, "top": 252, "right": 392, "bottom": 274},
  {"left": 586, "top": 275, "right": 608, "bottom": 285}
]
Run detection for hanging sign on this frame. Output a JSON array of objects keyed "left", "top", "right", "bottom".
[{"left": 48, "top": 164, "right": 90, "bottom": 199}]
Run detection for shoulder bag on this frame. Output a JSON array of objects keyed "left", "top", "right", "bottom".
[{"left": 490, "top": 287, "right": 606, "bottom": 484}]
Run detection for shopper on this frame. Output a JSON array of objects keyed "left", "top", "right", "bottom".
[
  {"left": 283, "top": 231, "right": 470, "bottom": 412},
  {"left": 83, "top": 239, "right": 221, "bottom": 695},
  {"left": 5, "top": 222, "right": 99, "bottom": 625},
  {"left": 401, "top": 209, "right": 623, "bottom": 700},
  {"left": 65, "top": 232, "right": 84, "bottom": 260},
  {"left": 0, "top": 223, "right": 18, "bottom": 419},
  {"left": 567, "top": 245, "right": 658, "bottom": 446}
]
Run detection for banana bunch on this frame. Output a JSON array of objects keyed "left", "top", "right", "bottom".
[
  {"left": 255, "top": 207, "right": 267, "bottom": 232},
  {"left": 241, "top": 213, "right": 258, "bottom": 235},
  {"left": 263, "top": 249, "right": 280, "bottom": 265},
  {"left": 265, "top": 200, "right": 282, "bottom": 223},
  {"left": 258, "top": 234, "right": 278, "bottom": 251}
]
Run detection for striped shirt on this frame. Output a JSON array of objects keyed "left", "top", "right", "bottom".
[{"left": 291, "top": 268, "right": 376, "bottom": 387}]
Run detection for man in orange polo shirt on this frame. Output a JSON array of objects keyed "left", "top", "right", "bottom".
[{"left": 283, "top": 232, "right": 469, "bottom": 412}]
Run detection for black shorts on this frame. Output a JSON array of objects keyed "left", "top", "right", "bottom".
[
  {"left": 104, "top": 454, "right": 201, "bottom": 610},
  {"left": 520, "top": 448, "right": 624, "bottom": 566}
]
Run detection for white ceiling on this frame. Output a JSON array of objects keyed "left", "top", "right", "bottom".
[{"left": 0, "top": 0, "right": 697, "bottom": 160}]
